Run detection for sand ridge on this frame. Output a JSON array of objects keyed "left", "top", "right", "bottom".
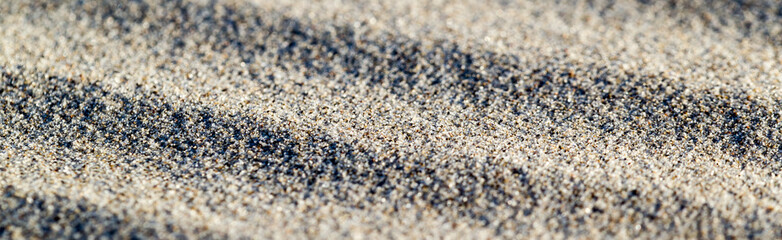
[{"left": 1, "top": 0, "right": 782, "bottom": 239}]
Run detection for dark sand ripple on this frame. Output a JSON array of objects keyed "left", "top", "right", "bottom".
[{"left": 2, "top": 0, "right": 782, "bottom": 238}]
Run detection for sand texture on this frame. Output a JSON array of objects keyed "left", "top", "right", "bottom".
[{"left": 1, "top": 0, "right": 782, "bottom": 239}]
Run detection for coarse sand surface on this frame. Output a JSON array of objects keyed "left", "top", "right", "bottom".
[{"left": 1, "top": 0, "right": 782, "bottom": 239}]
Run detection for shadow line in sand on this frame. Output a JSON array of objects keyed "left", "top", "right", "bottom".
[
  {"left": 4, "top": 64, "right": 778, "bottom": 237},
  {"left": 2, "top": 0, "right": 781, "bottom": 237}
]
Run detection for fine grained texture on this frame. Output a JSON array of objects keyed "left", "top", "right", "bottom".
[{"left": 1, "top": 0, "right": 781, "bottom": 238}]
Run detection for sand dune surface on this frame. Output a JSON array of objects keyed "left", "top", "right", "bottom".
[{"left": 1, "top": 0, "right": 782, "bottom": 238}]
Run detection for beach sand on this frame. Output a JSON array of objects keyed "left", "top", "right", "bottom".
[{"left": 1, "top": 0, "right": 782, "bottom": 238}]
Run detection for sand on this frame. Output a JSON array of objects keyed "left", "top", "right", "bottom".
[{"left": 1, "top": 0, "right": 781, "bottom": 239}]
